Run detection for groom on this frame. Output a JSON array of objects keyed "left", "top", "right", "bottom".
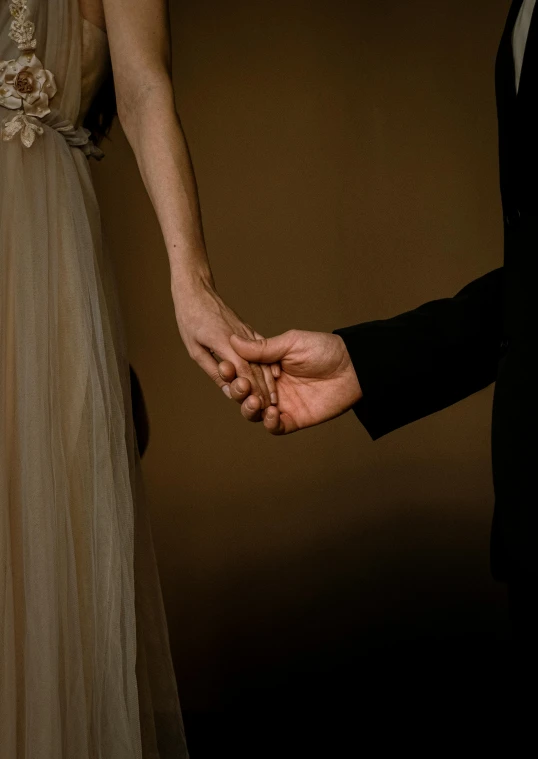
[{"left": 218, "top": 0, "right": 538, "bottom": 650}]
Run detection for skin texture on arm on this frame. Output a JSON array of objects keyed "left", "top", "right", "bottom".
[{"left": 99, "top": 0, "right": 278, "bottom": 405}]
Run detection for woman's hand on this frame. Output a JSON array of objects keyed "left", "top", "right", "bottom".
[
  {"left": 102, "top": 0, "right": 278, "bottom": 404},
  {"left": 171, "top": 274, "right": 279, "bottom": 407}
]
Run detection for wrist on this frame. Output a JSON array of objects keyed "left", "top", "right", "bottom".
[
  {"left": 343, "top": 358, "right": 363, "bottom": 406},
  {"left": 333, "top": 335, "right": 362, "bottom": 405},
  {"left": 170, "top": 264, "right": 215, "bottom": 297},
  {"left": 349, "top": 370, "right": 363, "bottom": 405}
]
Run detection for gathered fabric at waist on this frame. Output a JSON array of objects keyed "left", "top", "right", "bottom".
[{"left": 0, "top": 105, "right": 103, "bottom": 160}]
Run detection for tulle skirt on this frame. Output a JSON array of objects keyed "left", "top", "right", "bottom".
[{"left": 0, "top": 123, "right": 187, "bottom": 757}]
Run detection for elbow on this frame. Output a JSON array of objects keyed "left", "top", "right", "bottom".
[{"left": 116, "top": 70, "right": 176, "bottom": 133}]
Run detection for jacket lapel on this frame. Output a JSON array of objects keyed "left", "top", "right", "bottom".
[
  {"left": 497, "top": 0, "right": 524, "bottom": 102},
  {"left": 517, "top": 0, "right": 538, "bottom": 99}
]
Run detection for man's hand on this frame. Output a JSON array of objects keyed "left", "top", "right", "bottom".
[{"left": 219, "top": 330, "right": 363, "bottom": 435}]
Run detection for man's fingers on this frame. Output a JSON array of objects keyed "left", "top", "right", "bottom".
[
  {"left": 230, "top": 332, "right": 293, "bottom": 365},
  {"left": 253, "top": 331, "right": 281, "bottom": 384}
]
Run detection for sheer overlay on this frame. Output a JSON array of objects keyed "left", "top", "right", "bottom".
[{"left": 0, "top": 1, "right": 188, "bottom": 756}]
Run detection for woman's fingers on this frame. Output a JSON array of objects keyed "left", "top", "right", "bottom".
[
  {"left": 218, "top": 360, "right": 236, "bottom": 384},
  {"left": 236, "top": 401, "right": 291, "bottom": 434},
  {"left": 264, "top": 406, "right": 297, "bottom": 435},
  {"left": 241, "top": 394, "right": 263, "bottom": 423},
  {"left": 216, "top": 342, "right": 272, "bottom": 407},
  {"left": 195, "top": 348, "right": 264, "bottom": 410},
  {"left": 247, "top": 360, "right": 272, "bottom": 407},
  {"left": 221, "top": 358, "right": 278, "bottom": 404},
  {"left": 263, "top": 406, "right": 284, "bottom": 434},
  {"left": 215, "top": 348, "right": 277, "bottom": 407},
  {"left": 194, "top": 348, "right": 232, "bottom": 397},
  {"left": 261, "top": 363, "right": 278, "bottom": 406},
  {"left": 230, "top": 377, "right": 251, "bottom": 403}
]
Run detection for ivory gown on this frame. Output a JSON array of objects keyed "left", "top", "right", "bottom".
[{"left": 0, "top": 1, "right": 188, "bottom": 756}]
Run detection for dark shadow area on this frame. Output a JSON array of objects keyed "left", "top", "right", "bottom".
[
  {"left": 174, "top": 505, "right": 512, "bottom": 756},
  {"left": 182, "top": 633, "right": 512, "bottom": 756}
]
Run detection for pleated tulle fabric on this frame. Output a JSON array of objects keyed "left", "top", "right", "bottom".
[{"left": 0, "top": 2, "right": 188, "bottom": 756}]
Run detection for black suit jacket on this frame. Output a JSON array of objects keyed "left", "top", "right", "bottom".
[{"left": 335, "top": 0, "right": 538, "bottom": 582}]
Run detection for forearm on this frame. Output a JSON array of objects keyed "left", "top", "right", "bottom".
[
  {"left": 118, "top": 76, "right": 213, "bottom": 289},
  {"left": 100, "top": 0, "right": 277, "bottom": 401}
]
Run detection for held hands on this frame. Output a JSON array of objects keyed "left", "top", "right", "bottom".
[
  {"left": 171, "top": 273, "right": 280, "bottom": 407},
  {"left": 218, "top": 330, "right": 363, "bottom": 435},
  {"left": 171, "top": 268, "right": 362, "bottom": 433}
]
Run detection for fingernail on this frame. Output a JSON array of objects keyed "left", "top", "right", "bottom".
[
  {"left": 247, "top": 398, "right": 257, "bottom": 410},
  {"left": 271, "top": 393, "right": 278, "bottom": 405},
  {"left": 222, "top": 385, "right": 232, "bottom": 399}
]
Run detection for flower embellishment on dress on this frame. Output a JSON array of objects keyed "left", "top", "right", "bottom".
[{"left": 0, "top": 1, "right": 58, "bottom": 147}]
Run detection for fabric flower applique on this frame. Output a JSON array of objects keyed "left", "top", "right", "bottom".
[{"left": 0, "top": 1, "right": 57, "bottom": 147}]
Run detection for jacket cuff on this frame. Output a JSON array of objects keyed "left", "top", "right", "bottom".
[{"left": 333, "top": 324, "right": 397, "bottom": 441}]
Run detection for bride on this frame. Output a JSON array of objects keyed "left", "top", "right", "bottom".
[{"left": 0, "top": 0, "right": 276, "bottom": 756}]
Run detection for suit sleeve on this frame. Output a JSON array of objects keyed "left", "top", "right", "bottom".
[{"left": 333, "top": 268, "right": 504, "bottom": 440}]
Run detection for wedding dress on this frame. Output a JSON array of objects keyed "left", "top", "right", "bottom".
[{"left": 0, "top": 1, "right": 188, "bottom": 756}]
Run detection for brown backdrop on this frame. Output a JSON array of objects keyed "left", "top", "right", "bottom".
[{"left": 92, "top": 0, "right": 511, "bottom": 751}]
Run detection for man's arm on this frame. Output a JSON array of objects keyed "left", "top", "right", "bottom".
[
  {"left": 334, "top": 268, "right": 504, "bottom": 440},
  {"left": 218, "top": 268, "right": 504, "bottom": 436}
]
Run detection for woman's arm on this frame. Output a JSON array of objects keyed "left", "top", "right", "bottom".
[{"left": 101, "top": 0, "right": 277, "bottom": 405}]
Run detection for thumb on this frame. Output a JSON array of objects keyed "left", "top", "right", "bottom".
[{"left": 230, "top": 332, "right": 293, "bottom": 364}]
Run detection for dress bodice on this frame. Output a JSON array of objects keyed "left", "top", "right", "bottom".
[
  {"left": 1, "top": 4, "right": 110, "bottom": 151},
  {"left": 79, "top": 17, "right": 110, "bottom": 125}
]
